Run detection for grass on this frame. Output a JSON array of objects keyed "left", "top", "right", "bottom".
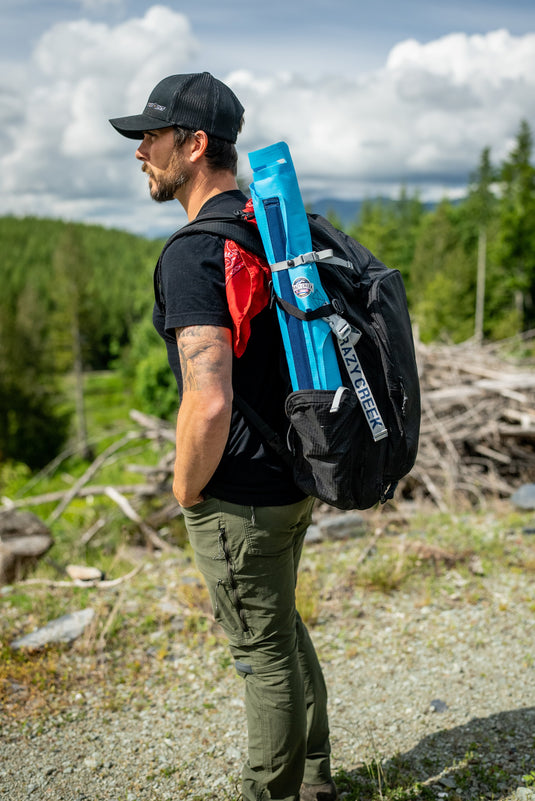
[
  {"left": 334, "top": 759, "right": 437, "bottom": 800},
  {"left": 296, "top": 505, "right": 535, "bottom": 622},
  {"left": 83, "top": 370, "right": 136, "bottom": 430}
]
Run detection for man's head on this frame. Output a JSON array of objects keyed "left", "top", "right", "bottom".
[
  {"left": 109, "top": 72, "right": 244, "bottom": 144},
  {"left": 110, "top": 72, "right": 244, "bottom": 206}
]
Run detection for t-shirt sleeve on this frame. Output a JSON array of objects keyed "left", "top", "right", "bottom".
[{"left": 159, "top": 233, "right": 232, "bottom": 333}]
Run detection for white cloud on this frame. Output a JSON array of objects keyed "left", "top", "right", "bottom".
[
  {"left": 232, "top": 29, "right": 535, "bottom": 201},
  {"left": 30, "top": 5, "right": 198, "bottom": 151},
  {"left": 0, "top": 6, "right": 198, "bottom": 232},
  {"left": 387, "top": 29, "right": 535, "bottom": 85},
  {"left": 1, "top": 11, "right": 534, "bottom": 235}
]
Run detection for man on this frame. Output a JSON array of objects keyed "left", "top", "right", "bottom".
[{"left": 110, "top": 72, "right": 337, "bottom": 801}]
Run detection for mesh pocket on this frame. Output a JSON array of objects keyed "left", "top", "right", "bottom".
[
  {"left": 286, "top": 388, "right": 355, "bottom": 508},
  {"left": 285, "top": 387, "right": 386, "bottom": 510}
]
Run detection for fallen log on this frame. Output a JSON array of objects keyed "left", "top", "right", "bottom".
[{"left": 0, "top": 510, "right": 53, "bottom": 585}]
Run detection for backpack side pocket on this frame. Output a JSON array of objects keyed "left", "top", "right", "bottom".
[{"left": 285, "top": 388, "right": 385, "bottom": 510}]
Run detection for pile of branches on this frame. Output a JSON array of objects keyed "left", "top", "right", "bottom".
[{"left": 407, "top": 331, "right": 535, "bottom": 509}]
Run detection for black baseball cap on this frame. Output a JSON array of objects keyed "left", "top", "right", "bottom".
[{"left": 109, "top": 72, "right": 244, "bottom": 143}]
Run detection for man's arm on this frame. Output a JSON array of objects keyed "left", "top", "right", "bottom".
[{"left": 173, "top": 325, "right": 233, "bottom": 508}]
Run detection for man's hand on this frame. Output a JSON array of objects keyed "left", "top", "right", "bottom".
[{"left": 173, "top": 325, "right": 233, "bottom": 508}]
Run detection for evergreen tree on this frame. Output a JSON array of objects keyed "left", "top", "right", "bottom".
[
  {"left": 497, "top": 120, "right": 535, "bottom": 330},
  {"left": 0, "top": 296, "right": 70, "bottom": 469},
  {"left": 51, "top": 224, "right": 92, "bottom": 459},
  {"left": 350, "top": 188, "right": 424, "bottom": 289},
  {"left": 409, "top": 200, "right": 475, "bottom": 343},
  {"left": 465, "top": 147, "right": 498, "bottom": 341},
  {"left": 123, "top": 316, "right": 178, "bottom": 421},
  {"left": 0, "top": 216, "right": 161, "bottom": 468}
]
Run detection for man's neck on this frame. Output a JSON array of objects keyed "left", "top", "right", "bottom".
[{"left": 178, "top": 171, "right": 240, "bottom": 220}]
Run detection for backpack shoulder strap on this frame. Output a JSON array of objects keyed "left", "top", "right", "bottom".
[
  {"left": 233, "top": 396, "right": 292, "bottom": 466},
  {"left": 164, "top": 212, "right": 266, "bottom": 260}
]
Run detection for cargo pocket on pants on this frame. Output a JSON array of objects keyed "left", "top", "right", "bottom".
[{"left": 214, "top": 525, "right": 250, "bottom": 637}]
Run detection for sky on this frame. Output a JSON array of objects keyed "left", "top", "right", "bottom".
[{"left": 1, "top": 0, "right": 535, "bottom": 237}]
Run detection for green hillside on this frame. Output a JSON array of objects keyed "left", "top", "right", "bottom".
[{"left": 0, "top": 217, "right": 165, "bottom": 468}]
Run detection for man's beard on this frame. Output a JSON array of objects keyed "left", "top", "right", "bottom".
[{"left": 143, "top": 149, "right": 191, "bottom": 203}]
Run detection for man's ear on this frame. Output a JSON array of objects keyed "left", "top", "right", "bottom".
[{"left": 189, "top": 130, "right": 208, "bottom": 163}]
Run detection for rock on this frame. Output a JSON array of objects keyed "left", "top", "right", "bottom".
[
  {"left": 83, "top": 755, "right": 101, "bottom": 770},
  {"left": 179, "top": 575, "right": 203, "bottom": 586},
  {"left": 305, "top": 525, "right": 322, "bottom": 544},
  {"left": 66, "top": 565, "right": 104, "bottom": 582},
  {"left": 516, "top": 789, "right": 535, "bottom": 801},
  {"left": 0, "top": 509, "right": 53, "bottom": 585},
  {"left": 11, "top": 608, "right": 95, "bottom": 649},
  {"left": 224, "top": 745, "right": 241, "bottom": 761},
  {"left": 438, "top": 775, "right": 457, "bottom": 789},
  {"left": 468, "top": 555, "right": 485, "bottom": 575},
  {"left": 307, "top": 512, "right": 367, "bottom": 543},
  {"left": 429, "top": 698, "right": 448, "bottom": 713},
  {"left": 511, "top": 484, "right": 535, "bottom": 510}
]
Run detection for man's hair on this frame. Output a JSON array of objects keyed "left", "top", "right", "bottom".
[{"left": 173, "top": 118, "right": 243, "bottom": 176}]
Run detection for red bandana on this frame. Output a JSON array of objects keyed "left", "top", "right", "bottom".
[{"left": 224, "top": 200, "right": 271, "bottom": 357}]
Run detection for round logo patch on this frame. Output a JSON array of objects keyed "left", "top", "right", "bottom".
[{"left": 292, "top": 277, "right": 314, "bottom": 298}]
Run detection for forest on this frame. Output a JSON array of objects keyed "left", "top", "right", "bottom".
[{"left": 1, "top": 119, "right": 534, "bottom": 474}]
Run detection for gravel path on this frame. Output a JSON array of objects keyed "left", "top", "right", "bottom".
[{"left": 1, "top": 514, "right": 535, "bottom": 801}]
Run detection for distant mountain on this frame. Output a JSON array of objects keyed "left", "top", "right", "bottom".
[
  {"left": 307, "top": 198, "right": 363, "bottom": 225},
  {"left": 308, "top": 196, "right": 443, "bottom": 226}
]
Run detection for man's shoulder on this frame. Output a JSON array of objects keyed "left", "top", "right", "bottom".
[{"left": 160, "top": 228, "right": 225, "bottom": 274}]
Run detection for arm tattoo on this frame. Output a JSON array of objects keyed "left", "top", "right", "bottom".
[{"left": 176, "top": 326, "right": 230, "bottom": 392}]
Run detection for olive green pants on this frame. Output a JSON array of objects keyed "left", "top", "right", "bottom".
[{"left": 182, "top": 495, "right": 332, "bottom": 801}]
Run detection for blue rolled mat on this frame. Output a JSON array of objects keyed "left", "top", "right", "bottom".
[{"left": 248, "top": 142, "right": 342, "bottom": 391}]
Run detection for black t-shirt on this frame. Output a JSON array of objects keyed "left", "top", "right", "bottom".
[{"left": 152, "top": 189, "right": 304, "bottom": 506}]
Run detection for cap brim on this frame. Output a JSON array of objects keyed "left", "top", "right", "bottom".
[{"left": 108, "top": 114, "right": 172, "bottom": 140}]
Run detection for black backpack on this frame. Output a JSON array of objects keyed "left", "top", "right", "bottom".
[{"left": 163, "top": 209, "right": 421, "bottom": 510}]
